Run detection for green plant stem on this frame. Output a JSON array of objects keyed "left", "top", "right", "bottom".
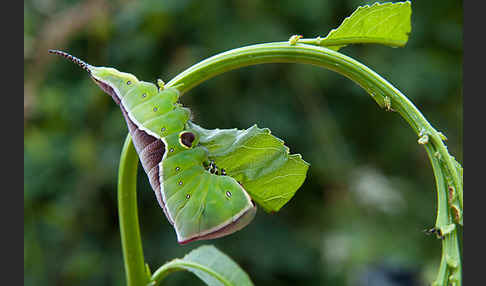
[
  {"left": 426, "top": 144, "right": 462, "bottom": 285},
  {"left": 119, "top": 42, "right": 462, "bottom": 285},
  {"left": 118, "top": 136, "right": 150, "bottom": 286}
]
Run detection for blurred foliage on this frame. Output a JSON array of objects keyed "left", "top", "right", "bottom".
[{"left": 24, "top": 0, "right": 462, "bottom": 285}]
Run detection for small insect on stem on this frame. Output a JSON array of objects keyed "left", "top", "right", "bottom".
[
  {"left": 417, "top": 134, "right": 429, "bottom": 145},
  {"left": 384, "top": 96, "right": 394, "bottom": 112},
  {"left": 424, "top": 227, "right": 444, "bottom": 240},
  {"left": 288, "top": 35, "right": 303, "bottom": 45},
  {"left": 417, "top": 128, "right": 429, "bottom": 145},
  {"left": 48, "top": 50, "right": 91, "bottom": 73}
]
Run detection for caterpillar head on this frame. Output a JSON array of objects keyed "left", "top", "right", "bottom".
[{"left": 48, "top": 50, "right": 139, "bottom": 99}]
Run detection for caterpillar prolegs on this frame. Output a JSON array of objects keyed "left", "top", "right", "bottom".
[{"left": 50, "top": 50, "right": 309, "bottom": 244}]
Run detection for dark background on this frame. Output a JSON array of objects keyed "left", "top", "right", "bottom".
[{"left": 24, "top": 0, "right": 462, "bottom": 285}]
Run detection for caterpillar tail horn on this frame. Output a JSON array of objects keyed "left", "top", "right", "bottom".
[{"left": 48, "top": 50, "right": 92, "bottom": 74}]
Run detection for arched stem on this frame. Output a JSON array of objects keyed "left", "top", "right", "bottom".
[
  {"left": 118, "top": 136, "right": 150, "bottom": 286},
  {"left": 118, "top": 42, "right": 462, "bottom": 285}
]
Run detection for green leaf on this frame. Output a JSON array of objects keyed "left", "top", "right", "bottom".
[
  {"left": 152, "top": 245, "right": 253, "bottom": 286},
  {"left": 188, "top": 121, "right": 309, "bottom": 212},
  {"left": 310, "top": 1, "right": 412, "bottom": 50}
]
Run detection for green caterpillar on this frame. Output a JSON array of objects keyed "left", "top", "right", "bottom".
[{"left": 49, "top": 50, "right": 308, "bottom": 244}]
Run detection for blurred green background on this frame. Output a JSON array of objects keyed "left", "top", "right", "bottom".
[{"left": 24, "top": 0, "right": 462, "bottom": 285}]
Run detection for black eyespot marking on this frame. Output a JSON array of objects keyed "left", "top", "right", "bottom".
[
  {"left": 169, "top": 148, "right": 174, "bottom": 152},
  {"left": 142, "top": 93, "right": 147, "bottom": 98},
  {"left": 153, "top": 107, "right": 158, "bottom": 112},
  {"left": 186, "top": 194, "right": 190, "bottom": 199},
  {"left": 161, "top": 127, "right": 166, "bottom": 132},
  {"left": 178, "top": 181, "right": 183, "bottom": 185},
  {"left": 127, "top": 81, "right": 131, "bottom": 85},
  {"left": 226, "top": 191, "right": 232, "bottom": 198},
  {"left": 221, "top": 169, "right": 226, "bottom": 176},
  {"left": 175, "top": 167, "right": 180, "bottom": 172},
  {"left": 179, "top": 131, "right": 195, "bottom": 148}
]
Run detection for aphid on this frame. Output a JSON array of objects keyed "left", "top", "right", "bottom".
[
  {"left": 49, "top": 50, "right": 256, "bottom": 244},
  {"left": 288, "top": 35, "right": 302, "bottom": 45},
  {"left": 384, "top": 96, "right": 394, "bottom": 112}
]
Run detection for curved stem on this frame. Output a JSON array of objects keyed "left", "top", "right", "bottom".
[
  {"left": 166, "top": 43, "right": 415, "bottom": 132},
  {"left": 425, "top": 144, "right": 462, "bottom": 286},
  {"left": 150, "top": 259, "right": 232, "bottom": 286},
  {"left": 120, "top": 41, "right": 462, "bottom": 285},
  {"left": 118, "top": 136, "right": 150, "bottom": 286}
]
